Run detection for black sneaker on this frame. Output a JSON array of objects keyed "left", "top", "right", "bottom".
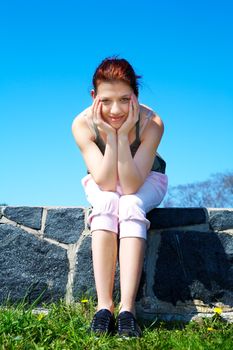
[
  {"left": 90, "top": 309, "right": 115, "bottom": 336},
  {"left": 117, "top": 311, "right": 142, "bottom": 338}
]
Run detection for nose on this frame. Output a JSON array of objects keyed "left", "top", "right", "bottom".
[{"left": 110, "top": 102, "right": 122, "bottom": 115}]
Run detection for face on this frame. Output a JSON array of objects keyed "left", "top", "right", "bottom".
[{"left": 92, "top": 81, "right": 134, "bottom": 129}]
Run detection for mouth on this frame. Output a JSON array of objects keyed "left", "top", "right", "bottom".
[{"left": 109, "top": 116, "right": 125, "bottom": 123}]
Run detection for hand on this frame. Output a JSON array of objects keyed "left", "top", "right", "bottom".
[
  {"left": 117, "top": 93, "right": 140, "bottom": 136},
  {"left": 91, "top": 96, "right": 116, "bottom": 136}
]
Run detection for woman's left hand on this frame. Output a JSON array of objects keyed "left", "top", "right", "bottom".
[{"left": 117, "top": 93, "right": 140, "bottom": 136}]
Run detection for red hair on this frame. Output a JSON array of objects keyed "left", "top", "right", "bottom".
[{"left": 92, "top": 56, "right": 142, "bottom": 97}]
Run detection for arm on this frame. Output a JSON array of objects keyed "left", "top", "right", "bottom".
[
  {"left": 72, "top": 98, "right": 118, "bottom": 191},
  {"left": 117, "top": 95, "right": 164, "bottom": 194},
  {"left": 117, "top": 132, "right": 142, "bottom": 194}
]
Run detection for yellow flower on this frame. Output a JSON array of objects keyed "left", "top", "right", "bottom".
[
  {"left": 207, "top": 327, "right": 214, "bottom": 331},
  {"left": 37, "top": 313, "right": 45, "bottom": 321},
  {"left": 214, "top": 307, "right": 222, "bottom": 315},
  {"left": 81, "top": 299, "right": 89, "bottom": 303}
]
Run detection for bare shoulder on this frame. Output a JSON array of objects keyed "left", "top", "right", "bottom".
[
  {"left": 151, "top": 112, "right": 164, "bottom": 130},
  {"left": 141, "top": 111, "right": 164, "bottom": 145},
  {"left": 71, "top": 106, "right": 91, "bottom": 130},
  {"left": 139, "top": 104, "right": 164, "bottom": 138},
  {"left": 71, "top": 106, "right": 95, "bottom": 149}
]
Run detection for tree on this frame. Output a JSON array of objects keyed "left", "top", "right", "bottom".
[{"left": 162, "top": 171, "right": 233, "bottom": 208}]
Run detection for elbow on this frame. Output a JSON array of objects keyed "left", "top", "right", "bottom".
[
  {"left": 120, "top": 174, "right": 144, "bottom": 195},
  {"left": 121, "top": 184, "right": 141, "bottom": 195},
  {"left": 99, "top": 186, "right": 117, "bottom": 192},
  {"left": 121, "top": 189, "right": 137, "bottom": 195},
  {"left": 94, "top": 178, "right": 116, "bottom": 192}
]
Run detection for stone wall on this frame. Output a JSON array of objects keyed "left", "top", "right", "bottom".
[{"left": 0, "top": 206, "right": 233, "bottom": 322}]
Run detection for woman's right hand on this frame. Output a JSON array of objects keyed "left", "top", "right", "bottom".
[{"left": 91, "top": 96, "right": 116, "bottom": 136}]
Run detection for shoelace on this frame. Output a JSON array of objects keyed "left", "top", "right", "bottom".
[
  {"left": 92, "top": 312, "right": 111, "bottom": 331},
  {"left": 118, "top": 315, "right": 136, "bottom": 331}
]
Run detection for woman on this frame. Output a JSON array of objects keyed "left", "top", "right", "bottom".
[{"left": 72, "top": 56, "right": 168, "bottom": 337}]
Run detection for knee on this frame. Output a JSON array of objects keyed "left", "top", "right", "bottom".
[
  {"left": 101, "top": 191, "right": 120, "bottom": 206},
  {"left": 93, "top": 191, "right": 120, "bottom": 214},
  {"left": 118, "top": 194, "right": 146, "bottom": 221},
  {"left": 119, "top": 194, "right": 143, "bottom": 211},
  {"left": 118, "top": 195, "right": 150, "bottom": 238}
]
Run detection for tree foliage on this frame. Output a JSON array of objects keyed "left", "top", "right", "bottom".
[{"left": 162, "top": 171, "right": 233, "bottom": 208}]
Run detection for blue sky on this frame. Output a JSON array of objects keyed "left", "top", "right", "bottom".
[{"left": 1, "top": 0, "right": 232, "bottom": 207}]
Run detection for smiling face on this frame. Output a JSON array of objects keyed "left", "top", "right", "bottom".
[{"left": 92, "top": 80, "right": 133, "bottom": 129}]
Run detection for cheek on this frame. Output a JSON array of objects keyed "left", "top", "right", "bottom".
[
  {"left": 101, "top": 106, "right": 109, "bottom": 115},
  {"left": 124, "top": 104, "right": 130, "bottom": 115},
  {"left": 101, "top": 106, "right": 110, "bottom": 121}
]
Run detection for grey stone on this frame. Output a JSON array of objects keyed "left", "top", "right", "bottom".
[
  {"left": 0, "top": 224, "right": 68, "bottom": 304},
  {"left": 209, "top": 210, "right": 233, "bottom": 231},
  {"left": 44, "top": 208, "right": 85, "bottom": 244},
  {"left": 73, "top": 235, "right": 95, "bottom": 299},
  {"left": 147, "top": 208, "right": 207, "bottom": 229},
  {"left": 1, "top": 206, "right": 233, "bottom": 323},
  {"left": 137, "top": 229, "right": 233, "bottom": 311},
  {"left": 73, "top": 234, "right": 120, "bottom": 302},
  {"left": 3, "top": 206, "right": 42, "bottom": 230}
]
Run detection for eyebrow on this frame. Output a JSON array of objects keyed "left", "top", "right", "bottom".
[{"left": 100, "top": 94, "right": 131, "bottom": 99}]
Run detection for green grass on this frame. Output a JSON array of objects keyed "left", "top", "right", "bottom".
[{"left": 0, "top": 298, "right": 232, "bottom": 350}]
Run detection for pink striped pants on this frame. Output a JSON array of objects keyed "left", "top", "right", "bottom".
[{"left": 81, "top": 171, "right": 168, "bottom": 240}]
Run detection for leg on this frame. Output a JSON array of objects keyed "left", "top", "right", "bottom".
[
  {"left": 82, "top": 175, "right": 120, "bottom": 313},
  {"left": 92, "top": 230, "right": 118, "bottom": 313},
  {"left": 118, "top": 194, "right": 148, "bottom": 315},
  {"left": 119, "top": 237, "right": 145, "bottom": 315},
  {"left": 118, "top": 172, "right": 168, "bottom": 313},
  {"left": 91, "top": 234, "right": 117, "bottom": 336},
  {"left": 89, "top": 190, "right": 119, "bottom": 313}
]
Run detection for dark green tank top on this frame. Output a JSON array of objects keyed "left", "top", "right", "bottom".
[{"left": 92, "top": 114, "right": 166, "bottom": 174}]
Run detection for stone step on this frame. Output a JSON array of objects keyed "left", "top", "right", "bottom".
[{"left": 0, "top": 206, "right": 233, "bottom": 322}]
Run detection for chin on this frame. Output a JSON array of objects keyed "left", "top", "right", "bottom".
[{"left": 109, "top": 123, "right": 121, "bottom": 130}]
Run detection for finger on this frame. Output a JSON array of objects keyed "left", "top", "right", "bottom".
[
  {"left": 91, "top": 95, "right": 98, "bottom": 110},
  {"left": 131, "top": 93, "right": 139, "bottom": 104},
  {"left": 96, "top": 101, "right": 102, "bottom": 120},
  {"left": 92, "top": 95, "right": 100, "bottom": 113},
  {"left": 91, "top": 99, "right": 97, "bottom": 117},
  {"left": 128, "top": 98, "right": 133, "bottom": 119},
  {"left": 131, "top": 95, "right": 139, "bottom": 121},
  {"left": 131, "top": 94, "right": 138, "bottom": 113},
  {"left": 92, "top": 97, "right": 101, "bottom": 120},
  {"left": 94, "top": 96, "right": 101, "bottom": 111},
  {"left": 132, "top": 94, "right": 139, "bottom": 111},
  {"left": 131, "top": 94, "right": 134, "bottom": 109}
]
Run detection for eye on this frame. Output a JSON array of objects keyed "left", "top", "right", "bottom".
[
  {"left": 101, "top": 99, "right": 110, "bottom": 104},
  {"left": 121, "top": 98, "right": 130, "bottom": 103}
]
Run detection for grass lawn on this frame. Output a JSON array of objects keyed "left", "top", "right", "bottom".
[{"left": 0, "top": 298, "right": 232, "bottom": 349}]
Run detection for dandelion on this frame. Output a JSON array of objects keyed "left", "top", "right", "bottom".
[
  {"left": 37, "top": 313, "right": 45, "bottom": 321},
  {"left": 214, "top": 307, "right": 222, "bottom": 315},
  {"left": 207, "top": 327, "right": 214, "bottom": 331},
  {"left": 81, "top": 299, "right": 89, "bottom": 303}
]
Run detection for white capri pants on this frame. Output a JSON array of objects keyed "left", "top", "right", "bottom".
[{"left": 81, "top": 171, "right": 168, "bottom": 240}]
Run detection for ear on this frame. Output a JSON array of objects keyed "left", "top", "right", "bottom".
[{"left": 91, "top": 89, "right": 96, "bottom": 100}]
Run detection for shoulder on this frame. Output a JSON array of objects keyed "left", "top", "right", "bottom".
[
  {"left": 71, "top": 106, "right": 91, "bottom": 130},
  {"left": 71, "top": 107, "right": 96, "bottom": 148},
  {"left": 151, "top": 112, "right": 164, "bottom": 132},
  {"left": 139, "top": 104, "right": 164, "bottom": 139},
  {"left": 142, "top": 114, "right": 164, "bottom": 142}
]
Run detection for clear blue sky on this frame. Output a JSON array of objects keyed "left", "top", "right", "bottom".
[{"left": 1, "top": 0, "right": 232, "bottom": 207}]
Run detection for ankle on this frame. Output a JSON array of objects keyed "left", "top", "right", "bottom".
[
  {"left": 97, "top": 302, "right": 114, "bottom": 314},
  {"left": 118, "top": 303, "right": 135, "bottom": 316}
]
